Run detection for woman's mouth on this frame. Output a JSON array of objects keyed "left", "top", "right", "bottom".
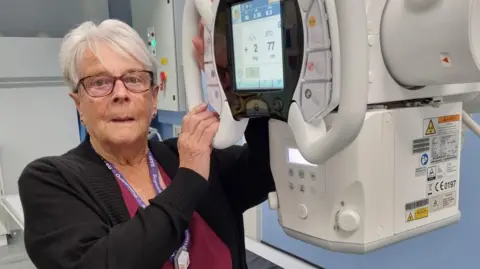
[{"left": 111, "top": 117, "right": 134, "bottom": 123}]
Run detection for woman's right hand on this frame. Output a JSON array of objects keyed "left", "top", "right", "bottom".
[{"left": 178, "top": 103, "right": 220, "bottom": 180}]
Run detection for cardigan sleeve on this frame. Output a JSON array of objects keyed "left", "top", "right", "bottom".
[
  {"left": 212, "top": 117, "right": 276, "bottom": 213},
  {"left": 162, "top": 118, "right": 275, "bottom": 214},
  {"left": 18, "top": 157, "right": 208, "bottom": 269}
]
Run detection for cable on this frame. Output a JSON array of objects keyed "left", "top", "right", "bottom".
[
  {"left": 462, "top": 110, "right": 480, "bottom": 137},
  {"left": 148, "top": 127, "right": 163, "bottom": 141},
  {"left": 155, "top": 132, "right": 162, "bottom": 141}
]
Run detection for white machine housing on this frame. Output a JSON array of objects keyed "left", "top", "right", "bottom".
[
  {"left": 182, "top": 0, "right": 480, "bottom": 253},
  {"left": 131, "top": 0, "right": 188, "bottom": 112}
]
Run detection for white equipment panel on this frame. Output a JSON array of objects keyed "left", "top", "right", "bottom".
[
  {"left": 182, "top": 0, "right": 480, "bottom": 254},
  {"left": 269, "top": 102, "right": 462, "bottom": 253},
  {"left": 131, "top": 0, "right": 188, "bottom": 112},
  {"left": 368, "top": 0, "right": 480, "bottom": 104}
]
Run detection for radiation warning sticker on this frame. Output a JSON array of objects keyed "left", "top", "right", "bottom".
[
  {"left": 406, "top": 207, "right": 429, "bottom": 222},
  {"left": 308, "top": 16, "right": 317, "bottom": 27},
  {"left": 405, "top": 198, "right": 429, "bottom": 223},
  {"left": 423, "top": 114, "right": 460, "bottom": 137},
  {"left": 425, "top": 120, "right": 436, "bottom": 135}
]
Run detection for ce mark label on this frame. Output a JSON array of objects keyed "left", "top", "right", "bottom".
[{"left": 435, "top": 180, "right": 457, "bottom": 193}]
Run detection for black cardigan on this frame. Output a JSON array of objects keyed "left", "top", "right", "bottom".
[{"left": 18, "top": 118, "right": 275, "bottom": 269}]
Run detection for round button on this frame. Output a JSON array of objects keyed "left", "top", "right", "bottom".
[
  {"left": 273, "top": 98, "right": 283, "bottom": 111},
  {"left": 298, "top": 204, "right": 308, "bottom": 219},
  {"left": 337, "top": 209, "right": 361, "bottom": 232},
  {"left": 305, "top": 89, "right": 312, "bottom": 99}
]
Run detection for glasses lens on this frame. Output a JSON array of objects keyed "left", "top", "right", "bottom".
[
  {"left": 81, "top": 71, "right": 152, "bottom": 97},
  {"left": 123, "top": 71, "right": 152, "bottom": 92},
  {"left": 83, "top": 75, "right": 115, "bottom": 97}
]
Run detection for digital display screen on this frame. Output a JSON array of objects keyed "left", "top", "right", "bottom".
[
  {"left": 231, "top": 0, "right": 284, "bottom": 90},
  {"left": 287, "top": 148, "right": 316, "bottom": 166}
]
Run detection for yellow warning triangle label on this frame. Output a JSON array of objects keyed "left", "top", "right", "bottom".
[
  {"left": 425, "top": 120, "right": 436, "bottom": 135},
  {"left": 407, "top": 212, "right": 414, "bottom": 222},
  {"left": 309, "top": 16, "right": 317, "bottom": 27}
]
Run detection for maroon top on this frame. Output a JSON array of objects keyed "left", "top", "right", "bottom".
[{"left": 117, "top": 164, "right": 232, "bottom": 269}]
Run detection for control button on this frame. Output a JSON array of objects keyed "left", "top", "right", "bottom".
[
  {"left": 299, "top": 184, "right": 305, "bottom": 193},
  {"left": 204, "top": 63, "right": 218, "bottom": 86},
  {"left": 288, "top": 168, "right": 294, "bottom": 177},
  {"left": 298, "top": 204, "right": 308, "bottom": 219},
  {"left": 298, "top": 0, "right": 313, "bottom": 12},
  {"left": 288, "top": 181, "right": 294, "bottom": 190},
  {"left": 207, "top": 85, "right": 223, "bottom": 113},
  {"left": 246, "top": 99, "right": 269, "bottom": 117},
  {"left": 337, "top": 209, "right": 361, "bottom": 232},
  {"left": 307, "top": 0, "right": 330, "bottom": 50},
  {"left": 298, "top": 170, "right": 305, "bottom": 179},
  {"left": 305, "top": 89, "right": 312, "bottom": 99},
  {"left": 273, "top": 98, "right": 283, "bottom": 111},
  {"left": 204, "top": 31, "right": 213, "bottom": 62},
  {"left": 268, "top": 192, "right": 279, "bottom": 210},
  {"left": 232, "top": 98, "right": 242, "bottom": 111},
  {"left": 304, "top": 51, "right": 332, "bottom": 81},
  {"left": 301, "top": 82, "right": 330, "bottom": 121},
  {"left": 310, "top": 172, "right": 316, "bottom": 181}
]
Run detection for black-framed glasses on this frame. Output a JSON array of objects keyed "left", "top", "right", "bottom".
[{"left": 76, "top": 70, "right": 154, "bottom": 97}]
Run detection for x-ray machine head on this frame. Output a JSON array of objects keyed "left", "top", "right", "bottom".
[{"left": 182, "top": 0, "right": 480, "bottom": 253}]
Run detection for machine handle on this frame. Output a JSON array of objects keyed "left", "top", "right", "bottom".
[
  {"left": 182, "top": 0, "right": 204, "bottom": 112},
  {"left": 194, "top": 0, "right": 214, "bottom": 32},
  {"left": 288, "top": 0, "right": 369, "bottom": 164},
  {"left": 182, "top": 0, "right": 249, "bottom": 149}
]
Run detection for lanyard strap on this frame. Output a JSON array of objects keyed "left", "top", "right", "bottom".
[{"left": 103, "top": 151, "right": 191, "bottom": 259}]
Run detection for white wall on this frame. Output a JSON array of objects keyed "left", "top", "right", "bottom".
[
  {"left": 0, "top": 0, "right": 109, "bottom": 196},
  {"left": 0, "top": 0, "right": 109, "bottom": 37}
]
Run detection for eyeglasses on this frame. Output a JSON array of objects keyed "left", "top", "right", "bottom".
[{"left": 76, "top": 70, "right": 154, "bottom": 97}]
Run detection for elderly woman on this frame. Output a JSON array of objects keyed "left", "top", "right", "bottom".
[{"left": 18, "top": 19, "right": 274, "bottom": 269}]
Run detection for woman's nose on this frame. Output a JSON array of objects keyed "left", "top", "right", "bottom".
[{"left": 111, "top": 79, "right": 130, "bottom": 103}]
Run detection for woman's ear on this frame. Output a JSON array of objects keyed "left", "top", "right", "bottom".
[
  {"left": 152, "top": 85, "right": 159, "bottom": 108},
  {"left": 151, "top": 86, "right": 159, "bottom": 115},
  {"left": 69, "top": 92, "right": 81, "bottom": 109}
]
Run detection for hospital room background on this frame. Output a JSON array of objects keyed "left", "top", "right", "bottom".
[{"left": 0, "top": 0, "right": 479, "bottom": 268}]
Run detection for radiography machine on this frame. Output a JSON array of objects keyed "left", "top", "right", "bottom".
[{"left": 182, "top": 0, "right": 480, "bottom": 254}]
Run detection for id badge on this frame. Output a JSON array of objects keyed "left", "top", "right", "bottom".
[{"left": 174, "top": 249, "right": 190, "bottom": 269}]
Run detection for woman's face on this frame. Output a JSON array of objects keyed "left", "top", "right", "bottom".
[{"left": 70, "top": 43, "right": 158, "bottom": 146}]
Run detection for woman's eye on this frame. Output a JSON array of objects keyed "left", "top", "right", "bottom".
[
  {"left": 125, "top": 77, "right": 141, "bottom": 84},
  {"left": 94, "top": 80, "right": 106, "bottom": 86}
]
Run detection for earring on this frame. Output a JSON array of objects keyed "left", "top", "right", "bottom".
[{"left": 80, "top": 119, "right": 85, "bottom": 125}]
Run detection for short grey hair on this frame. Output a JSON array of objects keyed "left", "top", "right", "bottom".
[{"left": 59, "top": 19, "right": 159, "bottom": 91}]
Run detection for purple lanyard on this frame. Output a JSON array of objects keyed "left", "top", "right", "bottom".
[{"left": 103, "top": 151, "right": 191, "bottom": 259}]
